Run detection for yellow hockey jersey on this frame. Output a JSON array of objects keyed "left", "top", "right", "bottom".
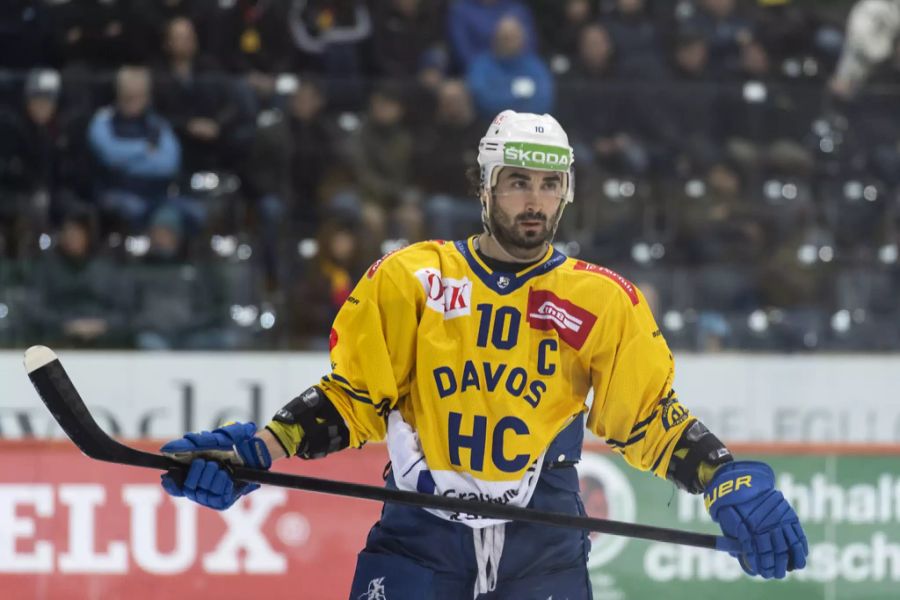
[{"left": 269, "top": 237, "right": 695, "bottom": 512}]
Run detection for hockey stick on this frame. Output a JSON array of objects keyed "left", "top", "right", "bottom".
[{"left": 24, "top": 345, "right": 739, "bottom": 553}]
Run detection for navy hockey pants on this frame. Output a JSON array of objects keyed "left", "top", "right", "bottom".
[{"left": 348, "top": 468, "right": 593, "bottom": 599}]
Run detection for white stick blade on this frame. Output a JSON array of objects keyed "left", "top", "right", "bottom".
[{"left": 24, "top": 345, "right": 58, "bottom": 373}]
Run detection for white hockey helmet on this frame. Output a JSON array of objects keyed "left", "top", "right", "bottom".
[{"left": 477, "top": 110, "right": 575, "bottom": 204}]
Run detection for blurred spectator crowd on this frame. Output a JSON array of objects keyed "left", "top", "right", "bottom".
[{"left": 0, "top": 0, "right": 898, "bottom": 352}]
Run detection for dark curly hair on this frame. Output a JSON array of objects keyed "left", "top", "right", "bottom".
[{"left": 466, "top": 164, "right": 482, "bottom": 199}]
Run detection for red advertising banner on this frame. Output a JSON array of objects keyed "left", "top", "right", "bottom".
[
  {"left": 0, "top": 441, "right": 387, "bottom": 600},
  {"left": 9, "top": 440, "right": 890, "bottom": 600}
]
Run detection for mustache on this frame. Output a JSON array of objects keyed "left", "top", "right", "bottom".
[{"left": 516, "top": 213, "right": 547, "bottom": 222}]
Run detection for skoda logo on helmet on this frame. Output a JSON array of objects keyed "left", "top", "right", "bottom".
[{"left": 502, "top": 142, "right": 571, "bottom": 172}]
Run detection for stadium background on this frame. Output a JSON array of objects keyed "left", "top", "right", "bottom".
[{"left": 1, "top": 0, "right": 899, "bottom": 598}]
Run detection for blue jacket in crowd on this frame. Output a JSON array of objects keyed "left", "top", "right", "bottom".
[
  {"left": 88, "top": 107, "right": 181, "bottom": 199},
  {"left": 467, "top": 51, "right": 554, "bottom": 118},
  {"left": 447, "top": 0, "right": 536, "bottom": 70}
]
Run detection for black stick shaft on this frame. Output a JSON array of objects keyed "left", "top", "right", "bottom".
[{"left": 231, "top": 466, "right": 721, "bottom": 549}]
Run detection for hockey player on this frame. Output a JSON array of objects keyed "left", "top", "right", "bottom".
[{"left": 160, "top": 110, "right": 808, "bottom": 599}]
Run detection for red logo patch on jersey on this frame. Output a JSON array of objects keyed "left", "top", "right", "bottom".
[
  {"left": 367, "top": 248, "right": 400, "bottom": 279},
  {"left": 527, "top": 289, "right": 597, "bottom": 350},
  {"left": 573, "top": 261, "right": 639, "bottom": 305},
  {"left": 329, "top": 328, "right": 338, "bottom": 350},
  {"left": 415, "top": 268, "right": 472, "bottom": 319}
]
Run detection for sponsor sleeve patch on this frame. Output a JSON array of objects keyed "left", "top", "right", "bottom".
[
  {"left": 659, "top": 391, "right": 690, "bottom": 431},
  {"left": 527, "top": 289, "right": 597, "bottom": 350},
  {"left": 415, "top": 268, "right": 472, "bottom": 319},
  {"left": 573, "top": 261, "right": 639, "bottom": 305}
]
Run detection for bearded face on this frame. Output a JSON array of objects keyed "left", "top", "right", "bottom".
[
  {"left": 488, "top": 197, "right": 560, "bottom": 250},
  {"left": 485, "top": 167, "right": 565, "bottom": 254}
]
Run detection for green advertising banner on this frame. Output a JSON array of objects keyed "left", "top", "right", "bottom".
[{"left": 579, "top": 452, "right": 900, "bottom": 600}]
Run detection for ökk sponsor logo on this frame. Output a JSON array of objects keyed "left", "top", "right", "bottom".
[{"left": 415, "top": 268, "right": 472, "bottom": 319}]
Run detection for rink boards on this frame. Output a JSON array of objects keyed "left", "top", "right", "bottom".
[
  {"left": 2, "top": 351, "right": 900, "bottom": 598},
  {"left": 2, "top": 351, "right": 900, "bottom": 443},
  {"left": 1, "top": 441, "right": 899, "bottom": 599}
]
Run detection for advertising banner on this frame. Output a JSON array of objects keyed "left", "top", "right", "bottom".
[
  {"left": 0, "top": 440, "right": 384, "bottom": 599},
  {"left": 3, "top": 352, "right": 900, "bottom": 442},
  {"left": 580, "top": 450, "right": 900, "bottom": 600},
  {"left": 2, "top": 441, "right": 898, "bottom": 599}
]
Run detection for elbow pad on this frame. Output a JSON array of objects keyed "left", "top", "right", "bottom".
[
  {"left": 666, "top": 420, "right": 733, "bottom": 494},
  {"left": 272, "top": 386, "right": 350, "bottom": 459}
]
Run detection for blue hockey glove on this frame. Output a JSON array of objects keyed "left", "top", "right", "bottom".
[
  {"left": 705, "top": 461, "right": 808, "bottom": 579},
  {"left": 159, "top": 422, "right": 272, "bottom": 510}
]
